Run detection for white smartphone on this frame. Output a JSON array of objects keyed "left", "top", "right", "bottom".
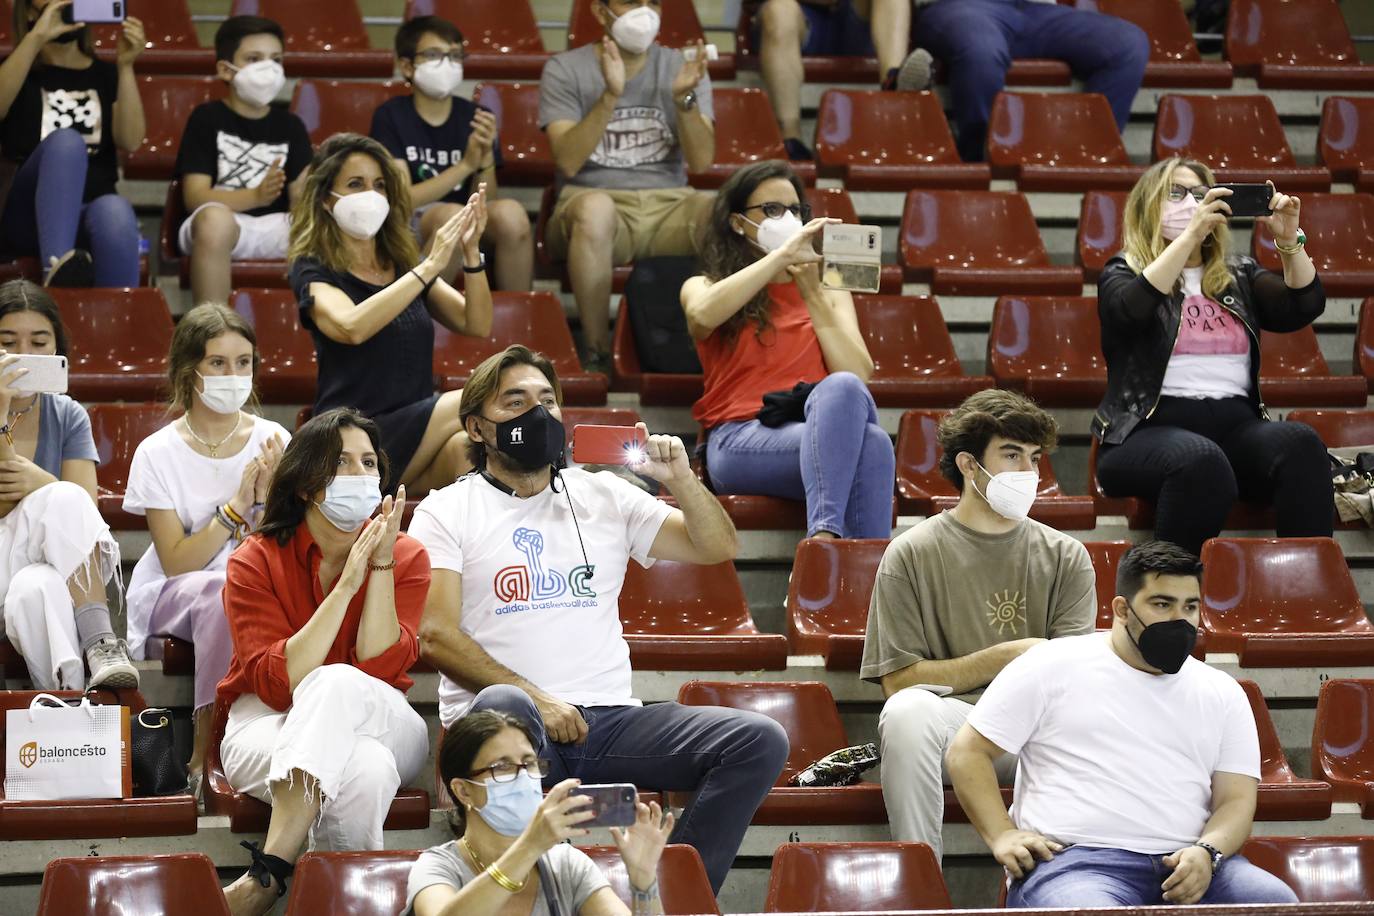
[
  {"left": 70, "top": 0, "right": 126, "bottom": 23},
  {"left": 9, "top": 354, "right": 69, "bottom": 394}
]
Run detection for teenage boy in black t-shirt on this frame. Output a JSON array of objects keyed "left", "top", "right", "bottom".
[
  {"left": 173, "top": 16, "right": 312, "bottom": 304},
  {"left": 371, "top": 16, "right": 532, "bottom": 291}
]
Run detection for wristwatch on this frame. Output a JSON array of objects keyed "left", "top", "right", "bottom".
[
  {"left": 1194, "top": 842, "right": 1224, "bottom": 874},
  {"left": 462, "top": 252, "right": 487, "bottom": 274},
  {"left": 675, "top": 90, "right": 697, "bottom": 113}
]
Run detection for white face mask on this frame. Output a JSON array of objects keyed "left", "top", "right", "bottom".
[
  {"left": 739, "top": 211, "right": 803, "bottom": 254},
  {"left": 315, "top": 475, "right": 382, "bottom": 532},
  {"left": 412, "top": 58, "right": 463, "bottom": 99},
  {"left": 609, "top": 6, "right": 660, "bottom": 54},
  {"left": 196, "top": 371, "right": 253, "bottom": 415},
  {"left": 330, "top": 190, "right": 391, "bottom": 240},
  {"left": 228, "top": 59, "right": 285, "bottom": 108},
  {"left": 973, "top": 459, "right": 1038, "bottom": 522}
]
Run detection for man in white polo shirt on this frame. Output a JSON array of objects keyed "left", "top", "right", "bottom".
[
  {"left": 407, "top": 344, "right": 788, "bottom": 894},
  {"left": 947, "top": 540, "right": 1297, "bottom": 907}
]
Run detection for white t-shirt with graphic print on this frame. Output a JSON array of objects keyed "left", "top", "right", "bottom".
[{"left": 408, "top": 468, "right": 674, "bottom": 726}]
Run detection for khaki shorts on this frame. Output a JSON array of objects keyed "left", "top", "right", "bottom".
[{"left": 546, "top": 185, "right": 713, "bottom": 265}]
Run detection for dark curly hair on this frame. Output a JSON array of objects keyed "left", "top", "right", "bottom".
[{"left": 937, "top": 389, "right": 1059, "bottom": 491}]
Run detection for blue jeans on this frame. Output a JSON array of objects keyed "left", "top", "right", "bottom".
[
  {"left": 706, "top": 372, "right": 895, "bottom": 538},
  {"left": 470, "top": 684, "right": 790, "bottom": 894},
  {"left": 1008, "top": 845, "right": 1299, "bottom": 907},
  {"left": 0, "top": 128, "right": 139, "bottom": 286},
  {"left": 915, "top": 0, "right": 1149, "bottom": 161}
]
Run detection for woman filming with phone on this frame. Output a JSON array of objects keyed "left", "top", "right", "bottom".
[
  {"left": 1094, "top": 158, "right": 1330, "bottom": 555},
  {"left": 406, "top": 706, "right": 674, "bottom": 916},
  {"left": 682, "top": 159, "right": 894, "bottom": 540},
  {"left": 0, "top": 0, "right": 145, "bottom": 286}
]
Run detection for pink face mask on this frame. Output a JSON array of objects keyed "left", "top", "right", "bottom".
[{"left": 1160, "top": 194, "right": 1199, "bottom": 242}]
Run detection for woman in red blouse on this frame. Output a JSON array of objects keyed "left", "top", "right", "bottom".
[{"left": 217, "top": 407, "right": 431, "bottom": 916}]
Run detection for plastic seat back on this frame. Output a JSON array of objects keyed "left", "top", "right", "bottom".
[
  {"left": 404, "top": 0, "right": 544, "bottom": 55},
  {"left": 1313, "top": 678, "right": 1374, "bottom": 811},
  {"left": 53, "top": 288, "right": 174, "bottom": 399},
  {"left": 126, "top": 76, "right": 224, "bottom": 180},
  {"left": 88, "top": 403, "right": 166, "bottom": 497},
  {"left": 1153, "top": 94, "right": 1299, "bottom": 172},
  {"left": 854, "top": 295, "right": 968, "bottom": 384},
  {"left": 1084, "top": 540, "right": 1131, "bottom": 628},
  {"left": 1076, "top": 191, "right": 1127, "bottom": 280},
  {"left": 472, "top": 83, "right": 555, "bottom": 184},
  {"left": 39, "top": 854, "right": 228, "bottom": 916},
  {"left": 1257, "top": 326, "right": 1333, "bottom": 379},
  {"left": 620, "top": 559, "right": 754, "bottom": 635},
  {"left": 764, "top": 842, "right": 952, "bottom": 912},
  {"left": 282, "top": 851, "right": 419, "bottom": 916},
  {"left": 228, "top": 288, "right": 317, "bottom": 402},
  {"left": 987, "top": 91, "right": 1131, "bottom": 174},
  {"left": 1238, "top": 679, "right": 1306, "bottom": 791},
  {"left": 1226, "top": 0, "right": 1362, "bottom": 72},
  {"left": 582, "top": 845, "right": 721, "bottom": 915},
  {"left": 1319, "top": 97, "right": 1374, "bottom": 182},
  {"left": 785, "top": 538, "right": 888, "bottom": 655},
  {"left": 291, "top": 80, "right": 408, "bottom": 146},
  {"left": 816, "top": 90, "right": 962, "bottom": 169},
  {"left": 693, "top": 88, "right": 797, "bottom": 187},
  {"left": 1253, "top": 193, "right": 1374, "bottom": 289},
  {"left": 432, "top": 291, "right": 582, "bottom": 384},
  {"left": 988, "top": 295, "right": 1107, "bottom": 405},
  {"left": 89, "top": 0, "right": 203, "bottom": 61},
  {"left": 1089, "top": 0, "right": 1204, "bottom": 63},
  {"left": 1287, "top": 409, "right": 1374, "bottom": 448},
  {"left": 1242, "top": 836, "right": 1374, "bottom": 903},
  {"left": 231, "top": 0, "right": 369, "bottom": 52}
]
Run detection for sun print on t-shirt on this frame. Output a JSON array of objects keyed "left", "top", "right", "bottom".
[{"left": 985, "top": 589, "right": 1027, "bottom": 636}]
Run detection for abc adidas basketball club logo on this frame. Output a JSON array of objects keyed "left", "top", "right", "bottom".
[
  {"left": 493, "top": 527, "right": 596, "bottom": 613},
  {"left": 18, "top": 741, "right": 37, "bottom": 769}
]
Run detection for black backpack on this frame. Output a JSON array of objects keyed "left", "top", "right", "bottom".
[{"left": 623, "top": 256, "right": 703, "bottom": 374}]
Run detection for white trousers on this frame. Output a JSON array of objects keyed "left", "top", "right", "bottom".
[
  {"left": 0, "top": 482, "right": 120, "bottom": 691},
  {"left": 221, "top": 664, "right": 429, "bottom": 851},
  {"left": 878, "top": 686, "right": 1019, "bottom": 861}
]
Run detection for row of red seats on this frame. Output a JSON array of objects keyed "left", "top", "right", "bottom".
[{"left": 35, "top": 834, "right": 1374, "bottom": 914}]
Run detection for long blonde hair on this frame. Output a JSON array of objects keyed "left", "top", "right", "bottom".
[
  {"left": 1122, "top": 157, "right": 1233, "bottom": 301},
  {"left": 287, "top": 133, "right": 419, "bottom": 275}
]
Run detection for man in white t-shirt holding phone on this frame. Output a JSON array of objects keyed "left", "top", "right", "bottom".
[
  {"left": 407, "top": 344, "right": 788, "bottom": 894},
  {"left": 947, "top": 540, "right": 1297, "bottom": 907}
]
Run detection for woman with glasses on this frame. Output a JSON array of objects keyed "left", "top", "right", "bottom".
[
  {"left": 1093, "top": 157, "right": 1329, "bottom": 555},
  {"left": 681, "top": 159, "right": 894, "bottom": 539},
  {"left": 406, "top": 705, "right": 674, "bottom": 916},
  {"left": 215, "top": 408, "right": 430, "bottom": 916}
]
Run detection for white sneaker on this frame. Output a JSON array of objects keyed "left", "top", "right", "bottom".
[
  {"left": 86, "top": 637, "right": 139, "bottom": 690},
  {"left": 896, "top": 48, "right": 934, "bottom": 91}
]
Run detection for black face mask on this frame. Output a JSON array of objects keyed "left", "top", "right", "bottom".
[
  {"left": 1125, "top": 603, "right": 1198, "bottom": 674},
  {"left": 485, "top": 404, "right": 565, "bottom": 473}
]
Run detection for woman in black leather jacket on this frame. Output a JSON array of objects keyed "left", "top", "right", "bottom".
[{"left": 1093, "top": 157, "right": 1331, "bottom": 555}]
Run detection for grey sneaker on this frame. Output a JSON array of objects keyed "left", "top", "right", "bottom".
[
  {"left": 86, "top": 637, "right": 139, "bottom": 690},
  {"left": 896, "top": 48, "right": 934, "bottom": 91}
]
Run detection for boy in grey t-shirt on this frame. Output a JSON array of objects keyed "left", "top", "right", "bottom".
[
  {"left": 538, "top": 0, "right": 716, "bottom": 366},
  {"left": 860, "top": 389, "right": 1095, "bottom": 861}
]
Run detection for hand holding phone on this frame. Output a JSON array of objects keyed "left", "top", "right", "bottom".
[
  {"left": 6, "top": 354, "right": 67, "bottom": 394},
  {"left": 575, "top": 783, "right": 638, "bottom": 828},
  {"left": 1209, "top": 183, "right": 1273, "bottom": 218},
  {"left": 572, "top": 425, "right": 649, "bottom": 466},
  {"left": 69, "top": 0, "right": 125, "bottom": 24}
]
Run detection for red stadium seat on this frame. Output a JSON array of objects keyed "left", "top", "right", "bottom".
[
  {"left": 1225, "top": 0, "right": 1374, "bottom": 90},
  {"left": 785, "top": 537, "right": 888, "bottom": 669},
  {"left": 1252, "top": 193, "right": 1374, "bottom": 297},
  {"left": 1237, "top": 679, "right": 1333, "bottom": 820},
  {"left": 1077, "top": 0, "right": 1233, "bottom": 87},
  {"left": 0, "top": 690, "right": 197, "bottom": 840},
  {"left": 203, "top": 699, "right": 430, "bottom": 833},
  {"left": 567, "top": 0, "right": 735, "bottom": 80},
  {"left": 805, "top": 187, "right": 902, "bottom": 293},
  {"left": 88, "top": 0, "right": 212, "bottom": 74},
  {"left": 1075, "top": 190, "right": 1127, "bottom": 282},
  {"left": 282, "top": 851, "right": 418, "bottom": 916},
  {"left": 53, "top": 288, "right": 172, "bottom": 401},
  {"left": 609, "top": 305, "right": 702, "bottom": 406},
  {"left": 1287, "top": 408, "right": 1374, "bottom": 451},
  {"left": 987, "top": 92, "right": 1144, "bottom": 190},
  {"left": 895, "top": 409, "right": 1095, "bottom": 528},
  {"left": 855, "top": 295, "right": 995, "bottom": 407},
  {"left": 431, "top": 291, "right": 608, "bottom": 405},
  {"left": 1319, "top": 97, "right": 1374, "bottom": 184},
  {"left": 38, "top": 854, "right": 227, "bottom": 916},
  {"left": 1152, "top": 95, "right": 1331, "bottom": 191},
  {"left": 676, "top": 681, "right": 887, "bottom": 824},
  {"left": 125, "top": 77, "right": 224, "bottom": 180},
  {"left": 228, "top": 0, "right": 392, "bottom": 77},
  {"left": 1242, "top": 836, "right": 1374, "bottom": 903},
  {"left": 815, "top": 90, "right": 990, "bottom": 191},
  {"left": 472, "top": 83, "right": 556, "bottom": 186},
  {"left": 160, "top": 181, "right": 290, "bottom": 290},
  {"left": 581, "top": 845, "right": 721, "bottom": 915},
  {"left": 1347, "top": 301, "right": 1374, "bottom": 394},
  {"left": 229, "top": 288, "right": 318, "bottom": 404},
  {"left": 1200, "top": 538, "right": 1374, "bottom": 667},
  {"left": 619, "top": 560, "right": 788, "bottom": 670},
  {"left": 290, "top": 79, "right": 409, "bottom": 146},
  {"left": 88, "top": 403, "right": 167, "bottom": 531},
  {"left": 1084, "top": 540, "right": 1131, "bottom": 628},
  {"left": 1312, "top": 678, "right": 1374, "bottom": 817},
  {"left": 764, "top": 842, "right": 952, "bottom": 912},
  {"left": 988, "top": 295, "right": 1108, "bottom": 406},
  {"left": 899, "top": 191, "right": 1082, "bottom": 293},
  {"left": 403, "top": 0, "right": 548, "bottom": 80},
  {"left": 691, "top": 88, "right": 816, "bottom": 188},
  {"left": 1256, "top": 326, "right": 1369, "bottom": 407}
]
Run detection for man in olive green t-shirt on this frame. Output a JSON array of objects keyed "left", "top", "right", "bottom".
[{"left": 860, "top": 389, "right": 1095, "bottom": 860}]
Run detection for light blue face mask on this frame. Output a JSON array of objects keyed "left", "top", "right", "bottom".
[
  {"left": 470, "top": 770, "right": 543, "bottom": 837},
  {"left": 315, "top": 474, "right": 381, "bottom": 532}
]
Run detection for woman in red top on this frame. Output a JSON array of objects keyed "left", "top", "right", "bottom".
[
  {"left": 682, "top": 160, "right": 895, "bottom": 538},
  {"left": 217, "top": 407, "right": 431, "bottom": 916}
]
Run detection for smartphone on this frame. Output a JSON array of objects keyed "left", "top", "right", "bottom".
[
  {"left": 575, "top": 783, "right": 638, "bottom": 829},
  {"left": 821, "top": 224, "right": 883, "bottom": 293},
  {"left": 8, "top": 354, "right": 68, "bottom": 394},
  {"left": 681, "top": 44, "right": 719, "bottom": 62},
  {"left": 1212, "top": 183, "right": 1273, "bottom": 218},
  {"left": 66, "top": 0, "right": 125, "bottom": 23},
  {"left": 572, "top": 425, "right": 648, "bottom": 466}
]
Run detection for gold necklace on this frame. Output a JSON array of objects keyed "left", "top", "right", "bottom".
[{"left": 183, "top": 412, "right": 242, "bottom": 458}]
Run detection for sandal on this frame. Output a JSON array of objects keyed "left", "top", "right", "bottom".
[{"left": 240, "top": 840, "right": 294, "bottom": 898}]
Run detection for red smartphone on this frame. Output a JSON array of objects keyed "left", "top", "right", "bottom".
[
  {"left": 575, "top": 783, "right": 638, "bottom": 828},
  {"left": 571, "top": 425, "right": 648, "bottom": 466}
]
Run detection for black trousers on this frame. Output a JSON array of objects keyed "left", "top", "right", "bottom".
[{"left": 1098, "top": 396, "right": 1333, "bottom": 555}]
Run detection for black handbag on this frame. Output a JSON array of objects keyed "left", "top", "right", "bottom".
[
  {"left": 757, "top": 381, "right": 818, "bottom": 428},
  {"left": 130, "top": 706, "right": 188, "bottom": 797}
]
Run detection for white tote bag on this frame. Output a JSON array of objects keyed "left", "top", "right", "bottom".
[{"left": 5, "top": 693, "right": 131, "bottom": 800}]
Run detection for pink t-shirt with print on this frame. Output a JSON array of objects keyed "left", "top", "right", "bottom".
[{"left": 1160, "top": 267, "right": 1251, "bottom": 399}]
